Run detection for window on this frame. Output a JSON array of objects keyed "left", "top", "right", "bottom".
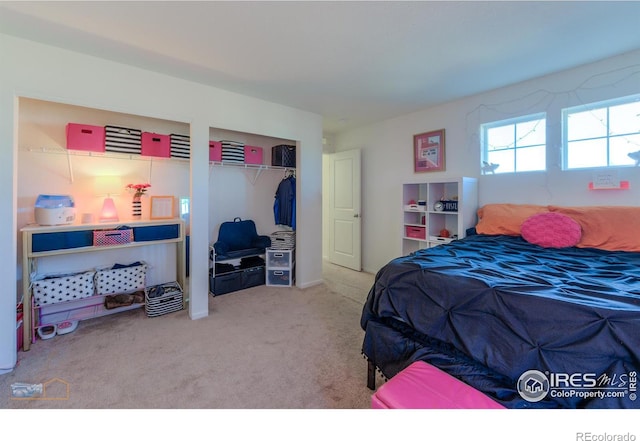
[
  {"left": 481, "top": 114, "right": 546, "bottom": 174},
  {"left": 563, "top": 94, "right": 640, "bottom": 169}
]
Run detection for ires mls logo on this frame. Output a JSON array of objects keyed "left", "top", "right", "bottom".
[
  {"left": 517, "top": 369, "right": 637, "bottom": 404},
  {"left": 517, "top": 370, "right": 550, "bottom": 402}
]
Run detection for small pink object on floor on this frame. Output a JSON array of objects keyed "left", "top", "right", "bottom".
[
  {"left": 56, "top": 320, "right": 78, "bottom": 336},
  {"left": 371, "top": 361, "right": 506, "bottom": 409}
]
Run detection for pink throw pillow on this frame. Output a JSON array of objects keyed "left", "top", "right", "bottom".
[{"left": 521, "top": 212, "right": 582, "bottom": 248}]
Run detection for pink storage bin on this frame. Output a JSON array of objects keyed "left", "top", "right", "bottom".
[
  {"left": 66, "top": 123, "right": 105, "bottom": 152},
  {"left": 93, "top": 229, "right": 133, "bottom": 246},
  {"left": 244, "top": 145, "right": 263, "bottom": 165},
  {"left": 209, "top": 141, "right": 222, "bottom": 162},
  {"left": 141, "top": 132, "right": 171, "bottom": 158},
  {"left": 405, "top": 226, "right": 426, "bottom": 240}
]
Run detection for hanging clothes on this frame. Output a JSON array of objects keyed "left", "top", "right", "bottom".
[{"left": 274, "top": 175, "right": 296, "bottom": 230}]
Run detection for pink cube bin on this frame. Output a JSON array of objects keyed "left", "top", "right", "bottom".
[
  {"left": 244, "top": 145, "right": 263, "bottom": 165},
  {"left": 141, "top": 132, "right": 171, "bottom": 158},
  {"left": 405, "top": 226, "right": 426, "bottom": 240},
  {"left": 209, "top": 141, "right": 222, "bottom": 162},
  {"left": 66, "top": 123, "right": 105, "bottom": 152}
]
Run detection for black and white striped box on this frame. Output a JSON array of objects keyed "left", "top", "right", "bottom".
[
  {"left": 170, "top": 133, "right": 190, "bottom": 159},
  {"left": 105, "top": 125, "right": 142, "bottom": 155},
  {"left": 145, "top": 281, "right": 183, "bottom": 317},
  {"left": 221, "top": 140, "right": 245, "bottom": 164}
]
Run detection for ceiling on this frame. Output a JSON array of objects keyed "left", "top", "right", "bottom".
[{"left": 1, "top": 1, "right": 639, "bottom": 134}]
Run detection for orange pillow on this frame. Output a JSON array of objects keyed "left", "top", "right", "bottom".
[
  {"left": 476, "top": 204, "right": 549, "bottom": 236},
  {"left": 548, "top": 205, "right": 640, "bottom": 252}
]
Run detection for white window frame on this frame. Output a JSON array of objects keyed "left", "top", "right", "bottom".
[
  {"left": 481, "top": 113, "right": 546, "bottom": 174},
  {"left": 562, "top": 93, "right": 640, "bottom": 170}
]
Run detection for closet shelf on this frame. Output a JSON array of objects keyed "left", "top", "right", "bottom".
[
  {"left": 22, "top": 146, "right": 190, "bottom": 164},
  {"left": 209, "top": 161, "right": 295, "bottom": 185},
  {"left": 21, "top": 145, "right": 189, "bottom": 184}
]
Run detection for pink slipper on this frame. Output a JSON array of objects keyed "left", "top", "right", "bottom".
[{"left": 56, "top": 320, "right": 78, "bottom": 335}]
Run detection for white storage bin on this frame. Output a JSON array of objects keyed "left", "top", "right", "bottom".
[
  {"left": 32, "top": 270, "right": 96, "bottom": 306},
  {"left": 95, "top": 263, "right": 147, "bottom": 295},
  {"left": 266, "top": 248, "right": 294, "bottom": 268},
  {"left": 266, "top": 267, "right": 295, "bottom": 287}
]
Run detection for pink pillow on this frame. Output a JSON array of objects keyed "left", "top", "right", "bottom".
[{"left": 521, "top": 212, "right": 582, "bottom": 248}]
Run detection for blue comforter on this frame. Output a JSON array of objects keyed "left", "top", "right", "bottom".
[{"left": 361, "top": 234, "right": 640, "bottom": 408}]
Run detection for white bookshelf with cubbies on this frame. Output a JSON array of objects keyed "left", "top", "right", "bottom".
[{"left": 402, "top": 177, "right": 478, "bottom": 256}]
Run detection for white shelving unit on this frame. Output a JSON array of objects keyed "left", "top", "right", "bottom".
[
  {"left": 265, "top": 248, "right": 295, "bottom": 287},
  {"left": 402, "top": 177, "right": 478, "bottom": 255}
]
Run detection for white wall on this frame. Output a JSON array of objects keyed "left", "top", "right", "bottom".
[
  {"left": 0, "top": 34, "right": 323, "bottom": 374},
  {"left": 335, "top": 49, "right": 640, "bottom": 274}
]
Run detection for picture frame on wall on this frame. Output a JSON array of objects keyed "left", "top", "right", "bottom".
[
  {"left": 414, "top": 129, "right": 445, "bottom": 172},
  {"left": 150, "top": 196, "right": 175, "bottom": 220}
]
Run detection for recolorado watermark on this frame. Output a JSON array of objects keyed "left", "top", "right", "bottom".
[
  {"left": 576, "top": 433, "right": 636, "bottom": 441},
  {"left": 517, "top": 369, "right": 637, "bottom": 404}
]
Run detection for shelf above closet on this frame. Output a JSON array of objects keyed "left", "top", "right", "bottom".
[
  {"left": 22, "top": 145, "right": 190, "bottom": 163},
  {"left": 209, "top": 161, "right": 295, "bottom": 185},
  {"left": 21, "top": 146, "right": 189, "bottom": 184}
]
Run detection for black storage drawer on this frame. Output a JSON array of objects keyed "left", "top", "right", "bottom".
[
  {"left": 210, "top": 270, "right": 242, "bottom": 296},
  {"left": 242, "top": 266, "right": 265, "bottom": 289},
  {"left": 209, "top": 265, "right": 265, "bottom": 296}
]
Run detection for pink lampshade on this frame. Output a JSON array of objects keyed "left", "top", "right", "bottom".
[
  {"left": 94, "top": 176, "right": 121, "bottom": 223},
  {"left": 99, "top": 197, "right": 119, "bottom": 222}
]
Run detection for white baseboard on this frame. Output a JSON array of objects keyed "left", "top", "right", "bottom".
[{"left": 298, "top": 279, "right": 323, "bottom": 289}]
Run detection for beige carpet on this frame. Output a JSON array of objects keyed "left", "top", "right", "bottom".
[{"left": 0, "top": 261, "right": 377, "bottom": 409}]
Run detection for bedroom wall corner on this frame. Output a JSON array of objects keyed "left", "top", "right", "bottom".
[
  {"left": 334, "top": 48, "right": 640, "bottom": 274},
  {"left": 0, "top": 68, "right": 18, "bottom": 374}
]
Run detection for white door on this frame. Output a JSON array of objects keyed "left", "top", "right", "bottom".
[{"left": 328, "top": 149, "right": 361, "bottom": 271}]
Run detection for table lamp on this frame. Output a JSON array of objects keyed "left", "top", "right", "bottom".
[{"left": 94, "top": 175, "right": 121, "bottom": 222}]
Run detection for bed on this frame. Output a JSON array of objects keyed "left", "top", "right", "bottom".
[{"left": 360, "top": 204, "right": 640, "bottom": 409}]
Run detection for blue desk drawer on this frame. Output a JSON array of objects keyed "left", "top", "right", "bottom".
[
  {"left": 31, "top": 231, "right": 93, "bottom": 252},
  {"left": 133, "top": 224, "right": 180, "bottom": 241}
]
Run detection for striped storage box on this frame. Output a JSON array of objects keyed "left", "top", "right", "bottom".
[
  {"left": 105, "top": 125, "right": 142, "bottom": 155},
  {"left": 170, "top": 133, "right": 190, "bottom": 159},
  {"left": 145, "top": 281, "right": 183, "bottom": 317},
  {"left": 221, "top": 140, "right": 245, "bottom": 164}
]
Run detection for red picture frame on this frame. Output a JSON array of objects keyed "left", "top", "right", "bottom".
[{"left": 414, "top": 129, "right": 445, "bottom": 172}]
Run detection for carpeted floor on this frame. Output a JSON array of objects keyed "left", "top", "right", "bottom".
[
  {"left": 0, "top": 260, "right": 377, "bottom": 409},
  {"left": 0, "top": 262, "right": 603, "bottom": 440}
]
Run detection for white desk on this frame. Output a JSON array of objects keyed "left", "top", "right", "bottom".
[{"left": 21, "top": 218, "right": 185, "bottom": 351}]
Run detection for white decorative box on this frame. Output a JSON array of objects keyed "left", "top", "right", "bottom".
[
  {"left": 95, "top": 263, "right": 147, "bottom": 295},
  {"left": 32, "top": 271, "right": 96, "bottom": 306}
]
